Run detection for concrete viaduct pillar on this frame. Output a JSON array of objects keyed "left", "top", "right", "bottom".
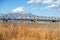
[
  {"left": 31, "top": 20, "right": 36, "bottom": 23},
  {"left": 3, "top": 19, "right": 8, "bottom": 22}
]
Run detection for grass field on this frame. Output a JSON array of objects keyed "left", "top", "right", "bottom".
[{"left": 0, "top": 22, "right": 60, "bottom": 40}]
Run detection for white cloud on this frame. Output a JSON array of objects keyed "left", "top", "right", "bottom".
[
  {"left": 27, "top": 0, "right": 55, "bottom": 4},
  {"left": 45, "top": 4, "right": 59, "bottom": 9},
  {"left": 27, "top": 0, "right": 42, "bottom": 4},
  {"left": 57, "top": 0, "right": 60, "bottom": 3},
  {"left": 48, "top": 4, "right": 58, "bottom": 7},
  {"left": 42, "top": 0, "right": 53, "bottom": 4},
  {"left": 44, "top": 0, "right": 60, "bottom": 10},
  {"left": 56, "top": 0, "right": 60, "bottom": 5},
  {"left": 27, "top": 0, "right": 60, "bottom": 10},
  {"left": 27, "top": 0, "right": 60, "bottom": 5},
  {"left": 11, "top": 6, "right": 24, "bottom": 13}
]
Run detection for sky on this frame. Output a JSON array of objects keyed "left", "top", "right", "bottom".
[{"left": 0, "top": 0, "right": 60, "bottom": 17}]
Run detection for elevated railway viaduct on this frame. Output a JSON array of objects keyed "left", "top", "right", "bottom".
[{"left": 0, "top": 16, "right": 60, "bottom": 23}]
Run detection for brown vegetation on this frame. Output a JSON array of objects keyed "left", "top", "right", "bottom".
[{"left": 0, "top": 22, "right": 60, "bottom": 40}]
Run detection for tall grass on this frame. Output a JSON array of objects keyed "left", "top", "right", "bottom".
[{"left": 0, "top": 22, "right": 60, "bottom": 40}]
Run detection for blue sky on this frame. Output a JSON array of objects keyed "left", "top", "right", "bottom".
[{"left": 0, "top": 0, "right": 60, "bottom": 17}]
